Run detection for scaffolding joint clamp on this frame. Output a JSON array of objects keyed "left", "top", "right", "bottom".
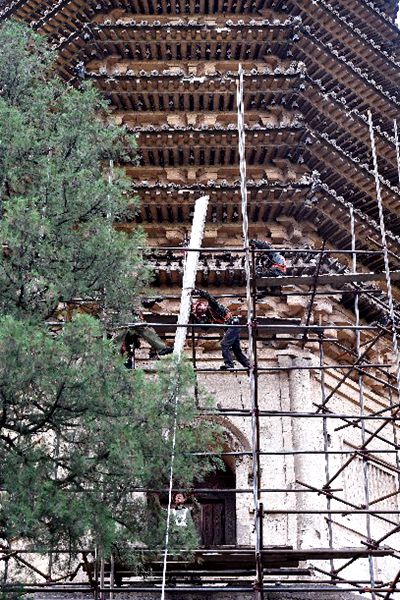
[
  {"left": 358, "top": 448, "right": 370, "bottom": 460},
  {"left": 363, "top": 538, "right": 378, "bottom": 549},
  {"left": 321, "top": 485, "right": 333, "bottom": 499}
]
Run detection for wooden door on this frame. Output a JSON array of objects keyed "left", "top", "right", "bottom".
[
  {"left": 199, "top": 500, "right": 225, "bottom": 546},
  {"left": 194, "top": 467, "right": 236, "bottom": 547}
]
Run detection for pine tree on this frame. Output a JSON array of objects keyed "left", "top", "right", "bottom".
[{"left": 0, "top": 21, "right": 218, "bottom": 581}]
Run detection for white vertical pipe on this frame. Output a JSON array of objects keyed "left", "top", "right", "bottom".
[
  {"left": 173, "top": 195, "right": 209, "bottom": 356},
  {"left": 161, "top": 194, "right": 209, "bottom": 600}
]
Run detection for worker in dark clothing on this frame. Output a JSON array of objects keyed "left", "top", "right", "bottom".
[
  {"left": 120, "top": 297, "right": 173, "bottom": 368},
  {"left": 120, "top": 330, "right": 141, "bottom": 369},
  {"left": 250, "top": 239, "right": 286, "bottom": 276},
  {"left": 191, "top": 289, "right": 249, "bottom": 371},
  {"left": 249, "top": 239, "right": 287, "bottom": 298}
]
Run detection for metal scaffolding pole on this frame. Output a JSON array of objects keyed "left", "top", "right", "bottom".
[
  {"left": 318, "top": 331, "right": 335, "bottom": 577},
  {"left": 369, "top": 110, "right": 400, "bottom": 600},
  {"left": 237, "top": 63, "right": 263, "bottom": 600},
  {"left": 351, "top": 205, "right": 376, "bottom": 597}
]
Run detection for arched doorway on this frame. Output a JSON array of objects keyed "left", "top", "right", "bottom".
[{"left": 193, "top": 466, "right": 236, "bottom": 547}]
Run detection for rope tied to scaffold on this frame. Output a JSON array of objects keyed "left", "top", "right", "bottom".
[
  {"left": 368, "top": 111, "right": 400, "bottom": 398},
  {"left": 160, "top": 376, "right": 181, "bottom": 600}
]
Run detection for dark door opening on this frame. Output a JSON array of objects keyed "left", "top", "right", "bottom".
[{"left": 194, "top": 467, "right": 236, "bottom": 547}]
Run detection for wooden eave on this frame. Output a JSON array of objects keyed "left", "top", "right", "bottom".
[
  {"left": 129, "top": 187, "right": 310, "bottom": 231},
  {"left": 131, "top": 195, "right": 400, "bottom": 291},
  {"left": 289, "top": 0, "right": 399, "bottom": 47},
  {"left": 54, "top": 17, "right": 299, "bottom": 79},
  {"left": 132, "top": 183, "right": 308, "bottom": 205},
  {"left": 2, "top": 0, "right": 400, "bottom": 255},
  {"left": 310, "top": 190, "right": 400, "bottom": 274},
  {"left": 92, "top": 13, "right": 296, "bottom": 27},
  {"left": 88, "top": 71, "right": 302, "bottom": 112},
  {"left": 300, "top": 89, "right": 399, "bottom": 187},
  {"left": 131, "top": 121, "right": 303, "bottom": 132},
  {"left": 1, "top": 0, "right": 290, "bottom": 33},
  {"left": 135, "top": 127, "right": 305, "bottom": 145},
  {"left": 93, "top": 66, "right": 303, "bottom": 82},
  {"left": 56, "top": 23, "right": 295, "bottom": 59},
  {"left": 2, "top": 0, "right": 398, "bottom": 46},
  {"left": 136, "top": 131, "right": 303, "bottom": 167},
  {"left": 86, "top": 62, "right": 302, "bottom": 80},
  {"left": 125, "top": 163, "right": 309, "bottom": 186},
  {"left": 305, "top": 75, "right": 396, "bottom": 142},
  {"left": 297, "top": 33, "right": 400, "bottom": 120},
  {"left": 136, "top": 134, "right": 303, "bottom": 168},
  {"left": 292, "top": 0, "right": 400, "bottom": 92},
  {"left": 1, "top": 0, "right": 98, "bottom": 27},
  {"left": 113, "top": 108, "right": 303, "bottom": 130},
  {"left": 132, "top": 188, "right": 400, "bottom": 307},
  {"left": 92, "top": 12, "right": 293, "bottom": 25},
  {"left": 130, "top": 174, "right": 400, "bottom": 268},
  {"left": 305, "top": 137, "right": 400, "bottom": 228},
  {"left": 130, "top": 184, "right": 311, "bottom": 225},
  {"left": 336, "top": 0, "right": 400, "bottom": 41},
  {"left": 302, "top": 86, "right": 397, "bottom": 160},
  {"left": 371, "top": 0, "right": 399, "bottom": 21},
  {"left": 85, "top": 26, "right": 291, "bottom": 63},
  {"left": 14, "top": 1, "right": 87, "bottom": 40}
]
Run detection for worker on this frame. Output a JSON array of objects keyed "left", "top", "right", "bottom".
[
  {"left": 249, "top": 239, "right": 287, "bottom": 298},
  {"left": 171, "top": 493, "right": 193, "bottom": 528},
  {"left": 191, "top": 288, "right": 249, "bottom": 371},
  {"left": 164, "top": 492, "right": 200, "bottom": 561},
  {"left": 120, "top": 330, "right": 141, "bottom": 369},
  {"left": 120, "top": 297, "right": 173, "bottom": 368}
]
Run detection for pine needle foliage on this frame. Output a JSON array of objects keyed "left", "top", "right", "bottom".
[{"left": 0, "top": 21, "right": 219, "bottom": 577}]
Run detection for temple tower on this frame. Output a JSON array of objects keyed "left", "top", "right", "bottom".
[{"left": 1, "top": 0, "right": 400, "bottom": 597}]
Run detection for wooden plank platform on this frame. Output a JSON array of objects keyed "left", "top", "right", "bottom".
[
  {"left": 138, "top": 316, "right": 376, "bottom": 336},
  {"left": 140, "top": 315, "right": 302, "bottom": 334},
  {"left": 257, "top": 270, "right": 400, "bottom": 288},
  {"left": 98, "top": 545, "right": 394, "bottom": 586},
  {"left": 144, "top": 545, "right": 393, "bottom": 573},
  {"left": 141, "top": 316, "right": 302, "bottom": 326}
]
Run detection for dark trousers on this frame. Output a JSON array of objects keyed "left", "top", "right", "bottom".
[{"left": 221, "top": 326, "right": 249, "bottom": 368}]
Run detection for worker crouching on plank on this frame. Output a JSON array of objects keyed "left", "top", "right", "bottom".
[
  {"left": 249, "top": 239, "right": 287, "bottom": 299},
  {"left": 191, "top": 288, "right": 250, "bottom": 371},
  {"left": 120, "top": 297, "right": 173, "bottom": 368}
]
